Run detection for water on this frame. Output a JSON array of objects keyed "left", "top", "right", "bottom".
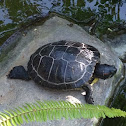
[
  {"left": 101, "top": 84, "right": 126, "bottom": 126},
  {"left": 0, "top": 0, "right": 126, "bottom": 45}
]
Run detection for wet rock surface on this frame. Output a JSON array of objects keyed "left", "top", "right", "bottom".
[
  {"left": 104, "top": 34, "right": 126, "bottom": 62},
  {"left": 0, "top": 16, "right": 124, "bottom": 126}
]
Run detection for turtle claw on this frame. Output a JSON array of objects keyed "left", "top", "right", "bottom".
[{"left": 85, "top": 95, "right": 94, "bottom": 104}]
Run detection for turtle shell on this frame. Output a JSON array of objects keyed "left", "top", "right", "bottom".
[{"left": 27, "top": 40, "right": 100, "bottom": 90}]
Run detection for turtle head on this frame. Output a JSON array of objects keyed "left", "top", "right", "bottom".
[{"left": 94, "top": 64, "right": 117, "bottom": 80}]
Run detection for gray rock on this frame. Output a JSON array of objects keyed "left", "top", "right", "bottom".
[
  {"left": 105, "top": 34, "right": 126, "bottom": 62},
  {"left": 0, "top": 16, "right": 124, "bottom": 126}
]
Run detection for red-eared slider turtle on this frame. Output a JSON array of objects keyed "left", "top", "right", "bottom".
[{"left": 7, "top": 40, "right": 117, "bottom": 104}]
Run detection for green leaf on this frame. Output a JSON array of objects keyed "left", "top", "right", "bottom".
[
  {"left": 0, "top": 100, "right": 126, "bottom": 126},
  {"left": 6, "top": 119, "right": 12, "bottom": 126}
]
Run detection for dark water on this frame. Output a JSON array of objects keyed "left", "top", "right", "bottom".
[
  {"left": 0, "top": 0, "right": 126, "bottom": 45},
  {"left": 101, "top": 84, "right": 126, "bottom": 126},
  {"left": 0, "top": 0, "right": 126, "bottom": 126}
]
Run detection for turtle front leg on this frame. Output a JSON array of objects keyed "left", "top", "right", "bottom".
[{"left": 82, "top": 84, "right": 94, "bottom": 104}]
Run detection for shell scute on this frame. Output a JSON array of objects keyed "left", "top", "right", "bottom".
[
  {"left": 76, "top": 52, "right": 90, "bottom": 65},
  {"left": 65, "top": 61, "right": 85, "bottom": 83},
  {"left": 52, "top": 40, "right": 66, "bottom": 46},
  {"left": 63, "top": 47, "right": 80, "bottom": 61},
  {"left": 40, "top": 45, "right": 53, "bottom": 56},
  {"left": 38, "top": 56, "right": 53, "bottom": 80},
  {"left": 32, "top": 55, "right": 41, "bottom": 70},
  {"left": 50, "top": 46, "right": 67, "bottom": 60},
  {"left": 73, "top": 42, "right": 84, "bottom": 47},
  {"left": 75, "top": 79, "right": 85, "bottom": 88},
  {"left": 82, "top": 72, "right": 92, "bottom": 84},
  {"left": 48, "top": 59, "right": 67, "bottom": 83},
  {"left": 29, "top": 69, "right": 37, "bottom": 80}
]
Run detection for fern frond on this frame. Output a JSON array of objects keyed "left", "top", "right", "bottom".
[{"left": 0, "top": 101, "right": 126, "bottom": 126}]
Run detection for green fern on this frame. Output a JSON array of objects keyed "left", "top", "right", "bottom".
[{"left": 0, "top": 101, "right": 126, "bottom": 126}]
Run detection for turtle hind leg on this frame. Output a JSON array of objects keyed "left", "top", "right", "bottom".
[
  {"left": 7, "top": 65, "right": 31, "bottom": 81},
  {"left": 82, "top": 84, "right": 94, "bottom": 104}
]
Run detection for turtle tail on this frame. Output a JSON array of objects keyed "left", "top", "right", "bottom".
[
  {"left": 82, "top": 84, "right": 94, "bottom": 104},
  {"left": 7, "top": 65, "right": 31, "bottom": 81}
]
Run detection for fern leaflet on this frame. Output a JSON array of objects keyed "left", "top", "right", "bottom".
[{"left": 0, "top": 100, "right": 126, "bottom": 126}]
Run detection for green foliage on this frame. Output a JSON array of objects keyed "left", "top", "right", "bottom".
[{"left": 0, "top": 101, "right": 126, "bottom": 126}]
